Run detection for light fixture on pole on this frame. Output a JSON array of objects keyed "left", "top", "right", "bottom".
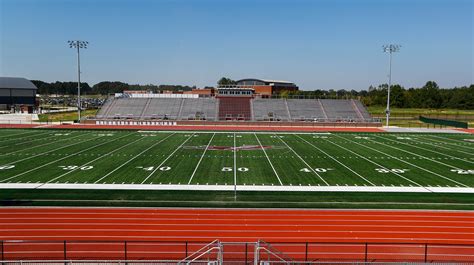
[
  {"left": 68, "top": 40, "right": 88, "bottom": 122},
  {"left": 382, "top": 44, "right": 401, "bottom": 127}
]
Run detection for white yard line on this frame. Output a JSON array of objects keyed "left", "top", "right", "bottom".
[
  {"left": 276, "top": 134, "right": 329, "bottom": 186},
  {"left": 406, "top": 136, "right": 473, "bottom": 156},
  {"left": 296, "top": 134, "right": 375, "bottom": 186},
  {"left": 0, "top": 132, "right": 99, "bottom": 165},
  {"left": 254, "top": 133, "right": 282, "bottom": 185},
  {"left": 140, "top": 133, "right": 195, "bottom": 184},
  {"left": 187, "top": 133, "right": 216, "bottom": 184},
  {"left": 335, "top": 134, "right": 469, "bottom": 188},
  {"left": 94, "top": 133, "right": 176, "bottom": 184},
  {"left": 323, "top": 137, "right": 426, "bottom": 188},
  {"left": 368, "top": 136, "right": 468, "bottom": 170},
  {"left": 375, "top": 135, "right": 473, "bottom": 164},
  {"left": 0, "top": 133, "right": 132, "bottom": 183},
  {"left": 37, "top": 134, "right": 143, "bottom": 186}
]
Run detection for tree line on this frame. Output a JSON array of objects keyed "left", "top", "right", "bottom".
[{"left": 31, "top": 80, "right": 473, "bottom": 110}]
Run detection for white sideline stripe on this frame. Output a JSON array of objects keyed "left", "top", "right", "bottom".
[
  {"left": 187, "top": 133, "right": 215, "bottom": 184},
  {"left": 296, "top": 134, "right": 375, "bottom": 186},
  {"left": 337, "top": 135, "right": 469, "bottom": 188},
  {"left": 94, "top": 133, "right": 176, "bottom": 184},
  {"left": 254, "top": 133, "right": 282, "bottom": 185},
  {"left": 424, "top": 135, "right": 474, "bottom": 151},
  {"left": 0, "top": 132, "right": 94, "bottom": 162},
  {"left": 38, "top": 133, "right": 142, "bottom": 186},
  {"left": 368, "top": 136, "right": 468, "bottom": 170},
  {"left": 1, "top": 183, "right": 474, "bottom": 193},
  {"left": 375, "top": 135, "right": 473, "bottom": 165},
  {"left": 140, "top": 133, "right": 195, "bottom": 184},
  {"left": 323, "top": 136, "right": 426, "bottom": 189},
  {"left": 0, "top": 134, "right": 130, "bottom": 183},
  {"left": 276, "top": 134, "right": 330, "bottom": 186},
  {"left": 428, "top": 134, "right": 474, "bottom": 149}
]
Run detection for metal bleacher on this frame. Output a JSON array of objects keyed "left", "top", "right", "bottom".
[
  {"left": 252, "top": 98, "right": 290, "bottom": 121},
  {"left": 95, "top": 96, "right": 374, "bottom": 122},
  {"left": 286, "top": 99, "right": 327, "bottom": 121},
  {"left": 180, "top": 98, "right": 218, "bottom": 120}
]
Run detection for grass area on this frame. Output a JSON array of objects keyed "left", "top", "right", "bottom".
[
  {"left": 0, "top": 129, "right": 473, "bottom": 208},
  {"left": 38, "top": 109, "right": 98, "bottom": 122},
  {"left": 367, "top": 106, "right": 474, "bottom": 116},
  {"left": 1, "top": 189, "right": 474, "bottom": 210}
]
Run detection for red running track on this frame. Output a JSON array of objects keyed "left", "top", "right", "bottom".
[{"left": 0, "top": 208, "right": 473, "bottom": 261}]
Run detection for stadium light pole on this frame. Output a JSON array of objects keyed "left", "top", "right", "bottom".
[
  {"left": 382, "top": 44, "right": 401, "bottom": 127},
  {"left": 68, "top": 40, "right": 88, "bottom": 122}
]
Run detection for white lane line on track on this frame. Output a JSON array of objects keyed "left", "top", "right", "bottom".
[
  {"left": 140, "top": 133, "right": 195, "bottom": 184},
  {"left": 1, "top": 228, "right": 472, "bottom": 235},
  {"left": 375, "top": 135, "right": 473, "bottom": 165},
  {"left": 322, "top": 136, "right": 426, "bottom": 189},
  {"left": 254, "top": 133, "right": 282, "bottom": 185},
  {"left": 37, "top": 134, "right": 143, "bottom": 186},
  {"left": 187, "top": 133, "right": 215, "bottom": 184},
  {"left": 0, "top": 133, "right": 131, "bottom": 183},
  {"left": 336, "top": 134, "right": 469, "bottom": 188},
  {"left": 276, "top": 133, "right": 329, "bottom": 186},
  {"left": 296, "top": 134, "right": 375, "bottom": 186},
  {"left": 94, "top": 133, "right": 176, "bottom": 184},
  {"left": 3, "top": 223, "right": 472, "bottom": 229},
  {"left": 2, "top": 235, "right": 472, "bottom": 242}
]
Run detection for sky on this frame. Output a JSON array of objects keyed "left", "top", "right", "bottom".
[{"left": 0, "top": 0, "right": 472, "bottom": 90}]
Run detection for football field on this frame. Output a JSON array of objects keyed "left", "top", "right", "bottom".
[{"left": 0, "top": 128, "right": 473, "bottom": 192}]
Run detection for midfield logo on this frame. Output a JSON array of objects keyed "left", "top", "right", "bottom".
[{"left": 182, "top": 145, "right": 286, "bottom": 151}]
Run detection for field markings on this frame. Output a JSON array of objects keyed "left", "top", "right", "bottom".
[
  {"left": 276, "top": 134, "right": 329, "bottom": 186},
  {"left": 296, "top": 134, "right": 375, "bottom": 186},
  {"left": 94, "top": 133, "right": 176, "bottom": 184},
  {"left": 0, "top": 133, "right": 132, "bottom": 183},
  {"left": 254, "top": 133, "right": 282, "bottom": 185},
  {"left": 420, "top": 135, "right": 474, "bottom": 152},
  {"left": 426, "top": 135, "right": 474, "bottom": 149},
  {"left": 406, "top": 136, "right": 473, "bottom": 156},
  {"left": 0, "top": 132, "right": 98, "bottom": 164},
  {"left": 187, "top": 133, "right": 216, "bottom": 184},
  {"left": 140, "top": 133, "right": 196, "bottom": 184},
  {"left": 0, "top": 130, "right": 55, "bottom": 146},
  {"left": 336, "top": 134, "right": 469, "bottom": 188},
  {"left": 368, "top": 136, "right": 470, "bottom": 170},
  {"left": 322, "top": 136, "right": 426, "bottom": 188},
  {"left": 375, "top": 135, "right": 473, "bottom": 164},
  {"left": 37, "top": 134, "right": 144, "bottom": 186},
  {"left": 0, "top": 130, "right": 41, "bottom": 140}
]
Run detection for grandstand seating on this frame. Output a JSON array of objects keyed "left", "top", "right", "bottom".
[
  {"left": 252, "top": 98, "right": 290, "bottom": 121},
  {"left": 95, "top": 96, "right": 373, "bottom": 122},
  {"left": 180, "top": 98, "right": 218, "bottom": 120},
  {"left": 218, "top": 97, "right": 251, "bottom": 120}
]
